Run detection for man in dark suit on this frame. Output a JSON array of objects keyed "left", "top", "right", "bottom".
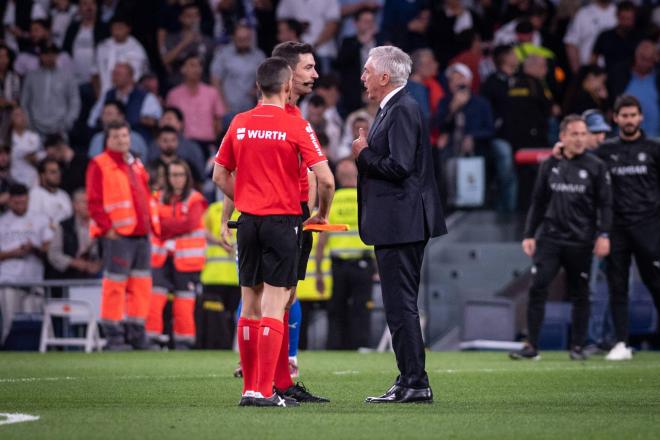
[{"left": 352, "top": 45, "right": 447, "bottom": 403}]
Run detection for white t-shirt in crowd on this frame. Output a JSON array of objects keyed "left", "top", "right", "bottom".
[
  {"left": 93, "top": 36, "right": 149, "bottom": 95},
  {"left": 0, "top": 210, "right": 53, "bottom": 282},
  {"left": 276, "top": 0, "right": 341, "bottom": 58},
  {"left": 28, "top": 186, "right": 73, "bottom": 226},
  {"left": 10, "top": 130, "right": 43, "bottom": 188},
  {"left": 563, "top": 2, "right": 617, "bottom": 66},
  {"left": 72, "top": 25, "right": 96, "bottom": 84},
  {"left": 1, "top": 1, "right": 47, "bottom": 52}
]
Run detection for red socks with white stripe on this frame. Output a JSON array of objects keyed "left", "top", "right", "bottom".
[
  {"left": 256, "top": 317, "right": 284, "bottom": 398},
  {"left": 274, "top": 310, "right": 294, "bottom": 391},
  {"left": 237, "top": 317, "right": 260, "bottom": 395}
]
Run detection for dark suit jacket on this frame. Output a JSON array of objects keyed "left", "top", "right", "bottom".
[{"left": 356, "top": 89, "right": 447, "bottom": 246}]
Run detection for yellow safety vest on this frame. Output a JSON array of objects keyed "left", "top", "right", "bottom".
[
  {"left": 200, "top": 201, "right": 240, "bottom": 286},
  {"left": 326, "top": 188, "right": 373, "bottom": 259},
  {"left": 296, "top": 233, "right": 333, "bottom": 301}
]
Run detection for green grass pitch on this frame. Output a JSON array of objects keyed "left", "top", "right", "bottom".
[{"left": 1, "top": 351, "right": 660, "bottom": 439}]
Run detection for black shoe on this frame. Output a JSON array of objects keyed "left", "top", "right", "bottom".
[
  {"left": 365, "top": 384, "right": 433, "bottom": 404},
  {"left": 509, "top": 344, "right": 540, "bottom": 360},
  {"left": 569, "top": 346, "right": 588, "bottom": 361},
  {"left": 238, "top": 395, "right": 255, "bottom": 407},
  {"left": 273, "top": 389, "right": 300, "bottom": 406},
  {"left": 253, "top": 394, "right": 299, "bottom": 407},
  {"left": 279, "top": 382, "right": 330, "bottom": 403}
]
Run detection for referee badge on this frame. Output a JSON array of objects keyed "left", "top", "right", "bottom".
[{"left": 638, "top": 152, "right": 647, "bottom": 162}]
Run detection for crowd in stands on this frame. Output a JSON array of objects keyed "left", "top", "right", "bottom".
[{"left": 0, "top": 0, "right": 659, "bottom": 347}]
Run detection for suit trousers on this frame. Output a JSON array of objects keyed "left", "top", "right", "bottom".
[{"left": 375, "top": 240, "right": 429, "bottom": 389}]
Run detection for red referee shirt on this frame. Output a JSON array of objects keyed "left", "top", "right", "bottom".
[
  {"left": 215, "top": 104, "right": 327, "bottom": 216},
  {"left": 284, "top": 103, "right": 311, "bottom": 203}
]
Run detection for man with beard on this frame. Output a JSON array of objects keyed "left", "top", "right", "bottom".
[{"left": 593, "top": 95, "right": 660, "bottom": 360}]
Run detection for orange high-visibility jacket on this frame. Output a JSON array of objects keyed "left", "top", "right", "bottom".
[
  {"left": 151, "top": 190, "right": 206, "bottom": 272},
  {"left": 89, "top": 152, "right": 160, "bottom": 238}
]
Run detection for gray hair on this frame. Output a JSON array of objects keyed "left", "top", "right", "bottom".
[{"left": 367, "top": 46, "right": 412, "bottom": 87}]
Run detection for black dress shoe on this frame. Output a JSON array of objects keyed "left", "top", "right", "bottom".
[{"left": 365, "top": 385, "right": 433, "bottom": 404}]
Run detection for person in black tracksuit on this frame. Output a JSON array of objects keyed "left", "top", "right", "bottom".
[
  {"left": 593, "top": 96, "right": 660, "bottom": 360},
  {"left": 511, "top": 115, "right": 612, "bottom": 360}
]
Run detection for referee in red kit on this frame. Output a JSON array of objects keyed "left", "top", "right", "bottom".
[{"left": 213, "top": 57, "right": 335, "bottom": 407}]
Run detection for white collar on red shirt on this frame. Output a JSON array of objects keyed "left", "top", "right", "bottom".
[{"left": 379, "top": 84, "right": 405, "bottom": 110}]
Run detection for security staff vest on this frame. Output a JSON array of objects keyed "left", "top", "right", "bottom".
[
  {"left": 200, "top": 201, "right": 239, "bottom": 286},
  {"left": 89, "top": 151, "right": 160, "bottom": 238},
  {"left": 327, "top": 188, "right": 373, "bottom": 259},
  {"left": 151, "top": 191, "right": 206, "bottom": 272}
]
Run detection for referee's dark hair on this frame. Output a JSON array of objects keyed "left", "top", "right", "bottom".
[
  {"left": 559, "top": 114, "right": 585, "bottom": 133},
  {"left": 272, "top": 41, "right": 314, "bottom": 69},
  {"left": 256, "top": 57, "right": 292, "bottom": 96},
  {"left": 614, "top": 95, "right": 642, "bottom": 114}
]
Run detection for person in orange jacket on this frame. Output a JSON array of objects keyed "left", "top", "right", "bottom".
[
  {"left": 146, "top": 158, "right": 208, "bottom": 349},
  {"left": 86, "top": 120, "right": 161, "bottom": 350}
]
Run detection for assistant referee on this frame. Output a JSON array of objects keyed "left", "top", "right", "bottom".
[{"left": 213, "top": 57, "right": 335, "bottom": 407}]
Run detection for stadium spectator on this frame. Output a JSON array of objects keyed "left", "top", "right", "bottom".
[
  {"left": 49, "top": 0, "right": 78, "bottom": 48},
  {"left": 20, "top": 42, "right": 80, "bottom": 138},
  {"left": 28, "top": 157, "right": 72, "bottom": 226},
  {"left": 406, "top": 51, "right": 431, "bottom": 127},
  {"left": 47, "top": 188, "right": 101, "bottom": 279},
  {"left": 336, "top": 6, "right": 378, "bottom": 115},
  {"left": 493, "top": 4, "right": 547, "bottom": 47},
  {"left": 93, "top": 15, "right": 149, "bottom": 96},
  {"left": 449, "top": 30, "right": 485, "bottom": 93},
  {"left": 338, "top": 0, "right": 383, "bottom": 40},
  {"left": 562, "top": 65, "right": 608, "bottom": 115},
  {"left": 339, "top": 116, "right": 369, "bottom": 162},
  {"left": 1, "top": 0, "right": 47, "bottom": 53},
  {"left": 0, "top": 43, "right": 20, "bottom": 143},
  {"left": 0, "top": 183, "right": 52, "bottom": 346},
  {"left": 407, "top": 48, "right": 443, "bottom": 126},
  {"left": 276, "top": 0, "right": 341, "bottom": 74},
  {"left": 14, "top": 18, "right": 74, "bottom": 76},
  {"left": 166, "top": 55, "right": 225, "bottom": 158},
  {"left": 309, "top": 75, "right": 343, "bottom": 152},
  {"left": 609, "top": 39, "right": 659, "bottom": 138},
  {"left": 88, "top": 100, "right": 148, "bottom": 159},
  {"left": 435, "top": 63, "right": 494, "bottom": 157},
  {"left": 44, "top": 134, "right": 87, "bottom": 195},
  {"left": 210, "top": 22, "right": 265, "bottom": 117},
  {"left": 502, "top": 55, "right": 553, "bottom": 150},
  {"left": 147, "top": 106, "right": 206, "bottom": 181},
  {"left": 338, "top": 90, "right": 378, "bottom": 154},
  {"left": 88, "top": 62, "right": 162, "bottom": 143},
  {"left": 161, "top": 3, "right": 214, "bottom": 87},
  {"left": 0, "top": 147, "right": 12, "bottom": 213},
  {"left": 149, "top": 125, "right": 203, "bottom": 184},
  {"left": 61, "top": 0, "right": 110, "bottom": 86},
  {"left": 276, "top": 18, "right": 304, "bottom": 43},
  {"left": 481, "top": 45, "right": 520, "bottom": 213},
  {"left": 563, "top": 0, "right": 617, "bottom": 74},
  {"left": 591, "top": 1, "right": 640, "bottom": 82},
  {"left": 9, "top": 106, "right": 43, "bottom": 188},
  {"left": 305, "top": 94, "right": 344, "bottom": 163},
  {"left": 213, "top": 0, "right": 278, "bottom": 55},
  {"left": 429, "top": 0, "right": 482, "bottom": 66}
]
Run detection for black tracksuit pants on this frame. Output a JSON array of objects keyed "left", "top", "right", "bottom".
[
  {"left": 327, "top": 256, "right": 374, "bottom": 350},
  {"left": 606, "top": 218, "right": 660, "bottom": 343},
  {"left": 528, "top": 239, "right": 593, "bottom": 349}
]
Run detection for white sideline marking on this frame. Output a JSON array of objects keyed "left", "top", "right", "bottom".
[
  {"left": 433, "top": 363, "right": 660, "bottom": 374},
  {"left": 2, "top": 363, "right": 660, "bottom": 384},
  {"left": 0, "top": 413, "right": 40, "bottom": 426}
]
